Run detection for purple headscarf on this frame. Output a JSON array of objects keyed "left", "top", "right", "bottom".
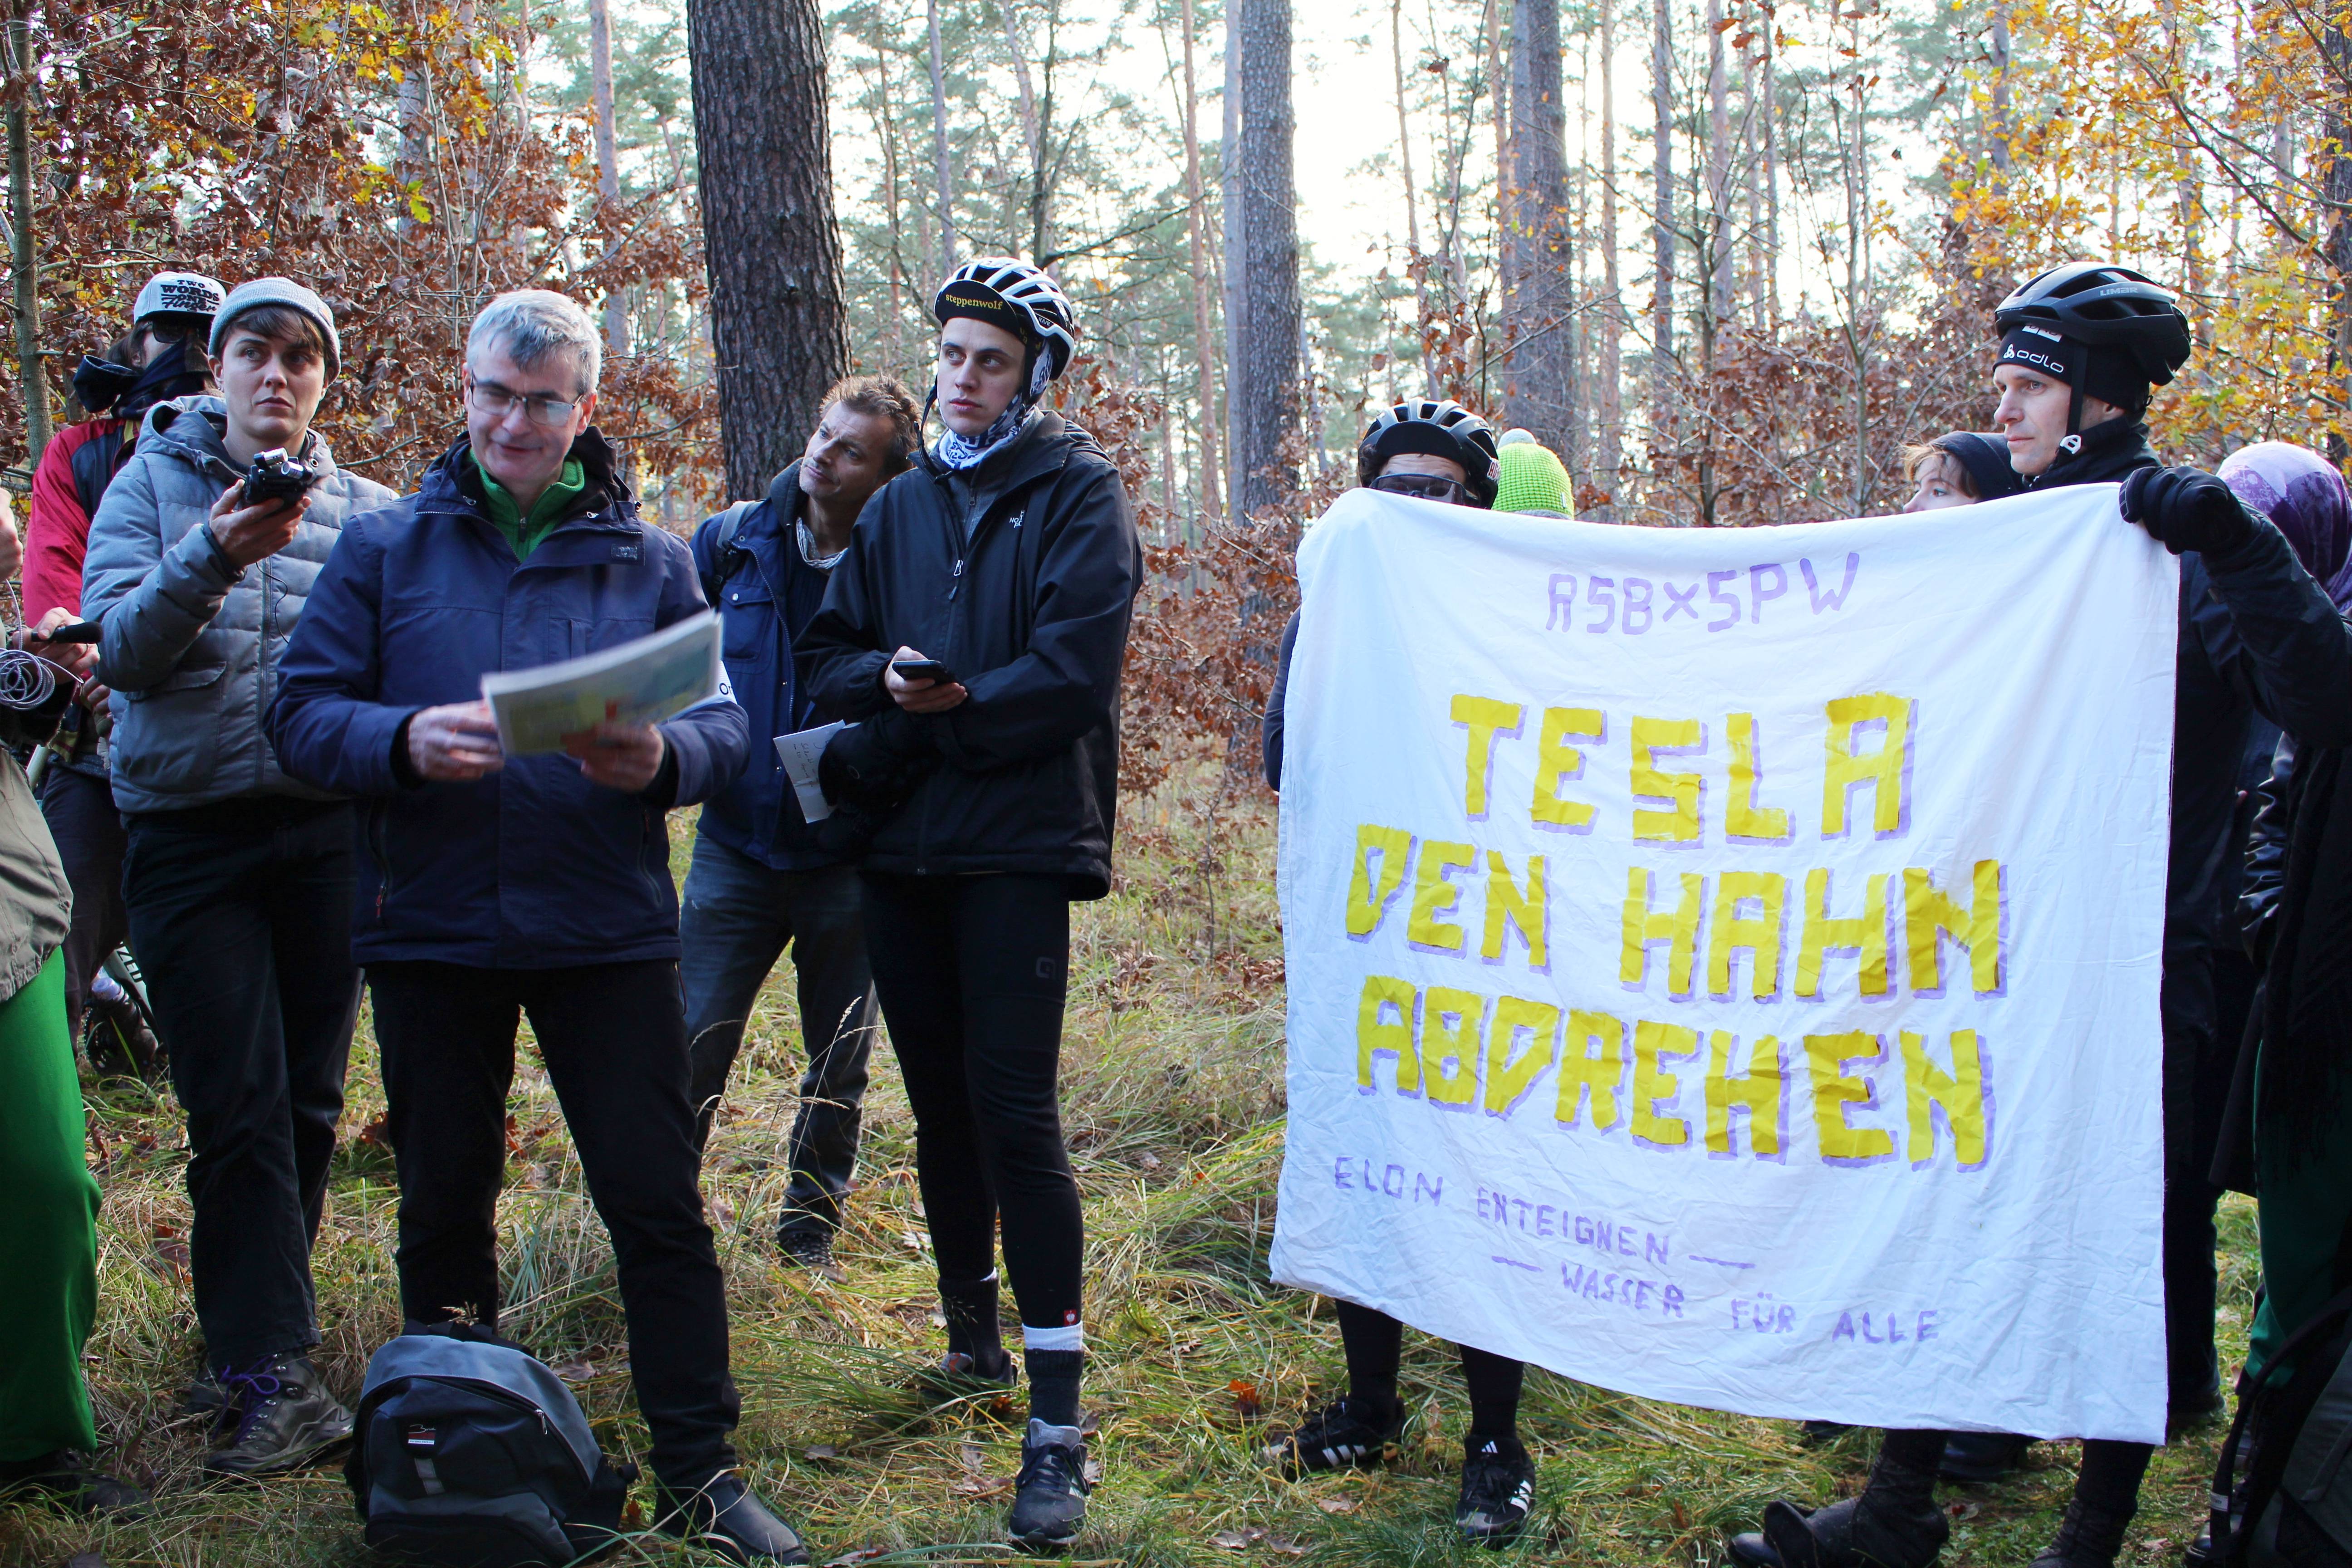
[{"left": 2220, "top": 442, "right": 2352, "bottom": 609}]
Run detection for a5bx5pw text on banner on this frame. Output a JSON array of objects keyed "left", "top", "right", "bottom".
[{"left": 1268, "top": 484, "right": 2180, "bottom": 1443}]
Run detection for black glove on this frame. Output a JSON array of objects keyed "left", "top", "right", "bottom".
[
  {"left": 817, "top": 706, "right": 937, "bottom": 816},
  {"left": 2120, "top": 466, "right": 2255, "bottom": 558}
]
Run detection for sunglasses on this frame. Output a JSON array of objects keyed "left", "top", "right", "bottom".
[{"left": 1370, "top": 471, "right": 1474, "bottom": 505}]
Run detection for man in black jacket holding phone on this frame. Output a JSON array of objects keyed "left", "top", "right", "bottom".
[{"left": 797, "top": 257, "right": 1141, "bottom": 1552}]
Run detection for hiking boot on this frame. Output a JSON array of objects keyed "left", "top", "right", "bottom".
[
  {"left": 0, "top": 1450, "right": 152, "bottom": 1517},
  {"left": 182, "top": 1361, "right": 231, "bottom": 1421},
  {"left": 2032, "top": 1498, "right": 2135, "bottom": 1568},
  {"left": 1008, "top": 1419, "right": 1091, "bottom": 1549},
  {"left": 83, "top": 991, "right": 164, "bottom": 1083},
  {"left": 1940, "top": 1431, "right": 2034, "bottom": 1485},
  {"left": 1259, "top": 1395, "right": 1404, "bottom": 1476},
  {"left": 1456, "top": 1432, "right": 1537, "bottom": 1547},
  {"left": 656, "top": 1471, "right": 810, "bottom": 1564},
  {"left": 1729, "top": 1441, "right": 1949, "bottom": 1568},
  {"left": 202, "top": 1352, "right": 354, "bottom": 1477},
  {"left": 2169, "top": 1381, "right": 2225, "bottom": 1438},
  {"left": 776, "top": 1228, "right": 835, "bottom": 1271}
]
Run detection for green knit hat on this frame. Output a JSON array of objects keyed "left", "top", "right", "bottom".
[{"left": 1494, "top": 430, "right": 1573, "bottom": 516}]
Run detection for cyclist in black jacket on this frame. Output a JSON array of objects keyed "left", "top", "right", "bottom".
[
  {"left": 1730, "top": 264, "right": 2352, "bottom": 1568},
  {"left": 796, "top": 257, "right": 1142, "bottom": 1552}
]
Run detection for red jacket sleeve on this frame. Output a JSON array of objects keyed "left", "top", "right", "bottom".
[{"left": 23, "top": 420, "right": 112, "bottom": 621}]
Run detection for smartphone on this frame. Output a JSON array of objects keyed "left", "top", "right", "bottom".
[{"left": 891, "top": 658, "right": 958, "bottom": 685}]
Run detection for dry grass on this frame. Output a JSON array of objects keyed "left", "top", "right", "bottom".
[{"left": 1, "top": 781, "right": 2246, "bottom": 1567}]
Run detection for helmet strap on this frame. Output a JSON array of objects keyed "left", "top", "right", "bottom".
[{"left": 914, "top": 379, "right": 946, "bottom": 477}]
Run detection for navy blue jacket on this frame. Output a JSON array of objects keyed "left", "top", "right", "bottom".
[
  {"left": 690, "top": 460, "right": 843, "bottom": 872},
  {"left": 266, "top": 432, "right": 748, "bottom": 968}
]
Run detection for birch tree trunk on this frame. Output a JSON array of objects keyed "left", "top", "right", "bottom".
[
  {"left": 687, "top": 0, "right": 850, "bottom": 498},
  {"left": 589, "top": 0, "right": 628, "bottom": 356},
  {"left": 1234, "top": 0, "right": 1300, "bottom": 518}
]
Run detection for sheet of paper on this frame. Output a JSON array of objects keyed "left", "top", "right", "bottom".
[
  {"left": 775, "top": 721, "right": 846, "bottom": 822},
  {"left": 480, "top": 610, "right": 722, "bottom": 755}
]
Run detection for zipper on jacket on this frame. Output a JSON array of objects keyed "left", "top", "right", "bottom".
[{"left": 949, "top": 558, "right": 963, "bottom": 601}]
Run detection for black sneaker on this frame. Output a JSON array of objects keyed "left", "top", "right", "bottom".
[
  {"left": 83, "top": 991, "right": 164, "bottom": 1083},
  {"left": 1260, "top": 1395, "right": 1404, "bottom": 1476},
  {"left": 0, "top": 1450, "right": 152, "bottom": 1517},
  {"left": 202, "top": 1352, "right": 354, "bottom": 1477},
  {"left": 1457, "top": 1432, "right": 1536, "bottom": 1547},
  {"left": 656, "top": 1471, "right": 810, "bottom": 1563},
  {"left": 1008, "top": 1419, "right": 1091, "bottom": 1549},
  {"left": 776, "top": 1228, "right": 835, "bottom": 1270}
]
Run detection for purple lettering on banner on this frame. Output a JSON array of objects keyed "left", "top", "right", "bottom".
[
  {"left": 1622, "top": 577, "right": 1654, "bottom": 635},
  {"left": 1663, "top": 579, "right": 1700, "bottom": 622},
  {"left": 1665, "top": 1284, "right": 1686, "bottom": 1318},
  {"left": 1706, "top": 570, "right": 1740, "bottom": 631},
  {"left": 1802, "top": 553, "right": 1861, "bottom": 613},
  {"left": 1537, "top": 1204, "right": 1557, "bottom": 1237},
  {"left": 1574, "top": 1215, "right": 1595, "bottom": 1246},
  {"left": 1587, "top": 577, "right": 1617, "bottom": 633},
  {"left": 1636, "top": 1279, "right": 1657, "bottom": 1312},
  {"left": 1832, "top": 1311, "right": 1858, "bottom": 1343},
  {"left": 1512, "top": 1197, "right": 1533, "bottom": 1230},
  {"left": 1415, "top": 1171, "right": 1445, "bottom": 1205},
  {"left": 1383, "top": 1164, "right": 1406, "bottom": 1198},
  {"left": 1646, "top": 1232, "right": 1671, "bottom": 1266},
  {"left": 1333, "top": 1156, "right": 1353, "bottom": 1190},
  {"left": 1917, "top": 1311, "right": 1939, "bottom": 1343},
  {"left": 1547, "top": 573, "right": 1578, "bottom": 630},
  {"left": 1617, "top": 1227, "right": 1635, "bottom": 1258},
  {"left": 1861, "top": 1313, "right": 1884, "bottom": 1344},
  {"left": 1749, "top": 562, "right": 1788, "bottom": 622},
  {"left": 1776, "top": 1305, "right": 1796, "bottom": 1333}
]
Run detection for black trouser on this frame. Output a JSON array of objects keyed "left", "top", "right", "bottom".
[
  {"left": 368, "top": 959, "right": 740, "bottom": 1487},
  {"left": 2165, "top": 954, "right": 2242, "bottom": 1413},
  {"left": 678, "top": 839, "right": 876, "bottom": 1236},
  {"left": 39, "top": 764, "right": 128, "bottom": 1030},
  {"left": 122, "top": 797, "right": 359, "bottom": 1367},
  {"left": 1334, "top": 1301, "right": 1525, "bottom": 1435},
  {"left": 861, "top": 872, "right": 1084, "bottom": 1337}
]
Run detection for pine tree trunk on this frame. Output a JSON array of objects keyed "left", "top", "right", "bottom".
[
  {"left": 1222, "top": 17, "right": 1246, "bottom": 514},
  {"left": 1597, "top": 0, "right": 1622, "bottom": 514},
  {"left": 687, "top": 0, "right": 850, "bottom": 500},
  {"left": 5, "top": 7, "right": 43, "bottom": 464},
  {"left": 1502, "top": 0, "right": 1571, "bottom": 447},
  {"left": 1179, "top": 0, "right": 1224, "bottom": 517},
  {"left": 1392, "top": 0, "right": 1434, "bottom": 390},
  {"left": 1234, "top": 0, "right": 1300, "bottom": 518},
  {"left": 589, "top": 0, "right": 628, "bottom": 356},
  {"left": 1650, "top": 0, "right": 1675, "bottom": 445},
  {"left": 928, "top": 0, "right": 956, "bottom": 273}
]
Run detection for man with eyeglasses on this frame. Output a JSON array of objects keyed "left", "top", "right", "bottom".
[{"left": 270, "top": 291, "right": 805, "bottom": 1561}]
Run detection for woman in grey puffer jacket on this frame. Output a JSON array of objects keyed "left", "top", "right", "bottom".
[{"left": 80, "top": 279, "right": 394, "bottom": 1480}]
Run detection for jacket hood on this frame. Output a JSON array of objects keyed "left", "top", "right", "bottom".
[
  {"left": 135, "top": 393, "right": 343, "bottom": 480},
  {"left": 418, "top": 426, "right": 636, "bottom": 524}
]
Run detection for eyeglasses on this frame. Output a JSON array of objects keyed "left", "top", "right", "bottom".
[
  {"left": 466, "top": 377, "right": 579, "bottom": 427},
  {"left": 1370, "top": 471, "right": 1474, "bottom": 505}
]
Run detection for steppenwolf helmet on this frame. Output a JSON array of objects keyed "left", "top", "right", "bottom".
[
  {"left": 1357, "top": 399, "right": 1503, "bottom": 506},
  {"left": 1993, "top": 262, "right": 2192, "bottom": 387},
  {"left": 933, "top": 257, "right": 1082, "bottom": 381}
]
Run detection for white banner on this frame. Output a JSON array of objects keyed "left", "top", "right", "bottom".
[{"left": 1269, "top": 485, "right": 2179, "bottom": 1443}]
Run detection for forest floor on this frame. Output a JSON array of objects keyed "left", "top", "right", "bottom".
[{"left": 3, "top": 782, "right": 2245, "bottom": 1568}]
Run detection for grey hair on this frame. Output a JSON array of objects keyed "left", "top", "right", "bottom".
[{"left": 466, "top": 289, "right": 602, "bottom": 396}]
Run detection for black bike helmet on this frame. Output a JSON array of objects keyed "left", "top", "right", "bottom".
[
  {"left": 1357, "top": 399, "right": 1502, "bottom": 507},
  {"left": 1993, "top": 263, "right": 2191, "bottom": 439},
  {"left": 933, "top": 257, "right": 1082, "bottom": 381}
]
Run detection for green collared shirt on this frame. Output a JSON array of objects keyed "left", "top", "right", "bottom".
[{"left": 473, "top": 453, "right": 585, "bottom": 561}]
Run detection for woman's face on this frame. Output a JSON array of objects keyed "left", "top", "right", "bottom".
[
  {"left": 211, "top": 328, "right": 327, "bottom": 454},
  {"left": 1902, "top": 453, "right": 1975, "bottom": 513}
]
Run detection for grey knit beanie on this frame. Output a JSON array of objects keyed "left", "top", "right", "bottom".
[{"left": 209, "top": 278, "right": 342, "bottom": 379}]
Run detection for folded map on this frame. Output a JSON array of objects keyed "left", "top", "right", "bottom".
[{"left": 481, "top": 610, "right": 723, "bottom": 755}]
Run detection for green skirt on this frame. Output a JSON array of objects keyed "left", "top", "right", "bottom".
[{"left": 0, "top": 952, "right": 100, "bottom": 1459}]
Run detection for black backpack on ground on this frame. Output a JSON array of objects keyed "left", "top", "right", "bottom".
[
  {"left": 2206, "top": 1285, "right": 2352, "bottom": 1568},
  {"left": 345, "top": 1324, "right": 636, "bottom": 1568}
]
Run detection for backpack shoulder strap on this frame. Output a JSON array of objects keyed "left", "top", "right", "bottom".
[{"left": 701, "top": 499, "right": 760, "bottom": 602}]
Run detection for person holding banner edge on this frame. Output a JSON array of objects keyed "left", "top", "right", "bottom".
[
  {"left": 1729, "top": 263, "right": 2352, "bottom": 1568},
  {"left": 1259, "top": 400, "right": 1556, "bottom": 1549}
]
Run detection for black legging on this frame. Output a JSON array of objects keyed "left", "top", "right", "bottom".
[
  {"left": 861, "top": 872, "right": 1084, "bottom": 1334},
  {"left": 1336, "top": 1300, "right": 1526, "bottom": 1436}
]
